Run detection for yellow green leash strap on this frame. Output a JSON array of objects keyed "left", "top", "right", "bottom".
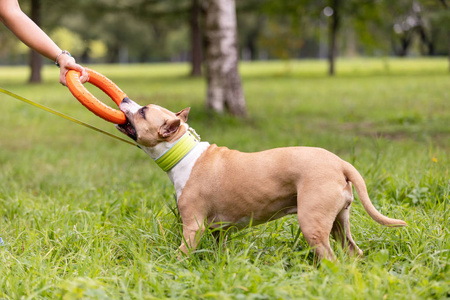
[{"left": 0, "top": 87, "right": 138, "bottom": 147}]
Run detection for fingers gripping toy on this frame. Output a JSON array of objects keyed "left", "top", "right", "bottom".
[{"left": 66, "top": 68, "right": 127, "bottom": 124}]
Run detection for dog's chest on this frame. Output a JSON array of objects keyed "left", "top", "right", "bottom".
[{"left": 168, "top": 142, "right": 211, "bottom": 199}]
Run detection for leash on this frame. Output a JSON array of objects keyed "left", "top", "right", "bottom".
[{"left": 0, "top": 87, "right": 138, "bottom": 147}]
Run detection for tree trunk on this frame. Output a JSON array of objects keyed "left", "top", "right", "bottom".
[
  {"left": 439, "top": 0, "right": 450, "bottom": 72},
  {"left": 204, "top": 0, "right": 246, "bottom": 116},
  {"left": 398, "top": 35, "right": 412, "bottom": 57},
  {"left": 328, "top": 0, "right": 340, "bottom": 76},
  {"left": 28, "top": 0, "right": 42, "bottom": 83},
  {"left": 190, "top": 0, "right": 203, "bottom": 77},
  {"left": 448, "top": 31, "right": 450, "bottom": 72}
]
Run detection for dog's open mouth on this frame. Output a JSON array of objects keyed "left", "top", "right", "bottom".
[{"left": 116, "top": 120, "right": 137, "bottom": 141}]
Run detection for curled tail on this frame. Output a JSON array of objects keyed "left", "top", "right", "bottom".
[{"left": 343, "top": 162, "right": 407, "bottom": 227}]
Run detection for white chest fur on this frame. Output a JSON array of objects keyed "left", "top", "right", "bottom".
[
  {"left": 141, "top": 140, "right": 210, "bottom": 200},
  {"left": 167, "top": 142, "right": 210, "bottom": 199},
  {"left": 139, "top": 124, "right": 209, "bottom": 200}
]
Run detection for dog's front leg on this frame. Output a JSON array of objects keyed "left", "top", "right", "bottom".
[{"left": 178, "top": 219, "right": 205, "bottom": 255}]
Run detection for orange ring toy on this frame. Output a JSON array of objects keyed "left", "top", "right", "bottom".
[{"left": 66, "top": 68, "right": 127, "bottom": 124}]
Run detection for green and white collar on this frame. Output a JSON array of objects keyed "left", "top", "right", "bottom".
[{"left": 154, "top": 127, "right": 201, "bottom": 172}]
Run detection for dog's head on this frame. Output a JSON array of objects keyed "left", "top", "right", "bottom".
[{"left": 116, "top": 97, "right": 190, "bottom": 147}]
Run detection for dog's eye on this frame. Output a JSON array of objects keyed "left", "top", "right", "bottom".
[{"left": 139, "top": 107, "right": 147, "bottom": 119}]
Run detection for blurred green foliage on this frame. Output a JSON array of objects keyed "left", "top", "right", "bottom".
[{"left": 0, "top": 0, "right": 448, "bottom": 65}]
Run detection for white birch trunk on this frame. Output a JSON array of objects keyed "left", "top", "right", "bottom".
[{"left": 205, "top": 0, "right": 246, "bottom": 116}]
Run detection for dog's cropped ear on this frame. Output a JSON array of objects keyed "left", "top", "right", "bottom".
[
  {"left": 176, "top": 107, "right": 190, "bottom": 123},
  {"left": 159, "top": 118, "right": 181, "bottom": 138}
]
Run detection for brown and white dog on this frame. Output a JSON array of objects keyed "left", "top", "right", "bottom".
[{"left": 116, "top": 97, "right": 406, "bottom": 260}]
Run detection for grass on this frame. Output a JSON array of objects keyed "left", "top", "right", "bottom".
[{"left": 0, "top": 58, "right": 449, "bottom": 299}]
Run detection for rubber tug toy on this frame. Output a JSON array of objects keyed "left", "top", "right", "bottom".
[{"left": 66, "top": 68, "right": 127, "bottom": 124}]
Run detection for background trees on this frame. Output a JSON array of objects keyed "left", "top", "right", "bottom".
[
  {"left": 1, "top": 0, "right": 448, "bottom": 65},
  {"left": 0, "top": 0, "right": 448, "bottom": 113}
]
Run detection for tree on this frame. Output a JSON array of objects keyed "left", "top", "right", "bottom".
[
  {"left": 190, "top": 0, "right": 203, "bottom": 76},
  {"left": 426, "top": 0, "right": 449, "bottom": 71},
  {"left": 28, "top": 0, "right": 42, "bottom": 83},
  {"left": 327, "top": 0, "right": 340, "bottom": 76},
  {"left": 204, "top": 0, "right": 246, "bottom": 116},
  {"left": 438, "top": 0, "right": 450, "bottom": 71}
]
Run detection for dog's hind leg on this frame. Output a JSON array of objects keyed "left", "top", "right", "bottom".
[
  {"left": 331, "top": 181, "right": 363, "bottom": 257},
  {"left": 296, "top": 191, "right": 336, "bottom": 261},
  {"left": 331, "top": 208, "right": 363, "bottom": 257}
]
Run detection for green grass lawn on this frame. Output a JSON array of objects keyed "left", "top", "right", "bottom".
[{"left": 0, "top": 58, "right": 449, "bottom": 299}]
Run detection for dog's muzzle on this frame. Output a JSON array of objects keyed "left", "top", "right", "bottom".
[
  {"left": 116, "top": 98, "right": 139, "bottom": 141},
  {"left": 116, "top": 119, "right": 137, "bottom": 141}
]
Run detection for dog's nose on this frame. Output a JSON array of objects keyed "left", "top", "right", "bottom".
[{"left": 121, "top": 97, "right": 131, "bottom": 104}]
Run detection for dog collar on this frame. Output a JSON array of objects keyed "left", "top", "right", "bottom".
[{"left": 154, "top": 127, "right": 201, "bottom": 172}]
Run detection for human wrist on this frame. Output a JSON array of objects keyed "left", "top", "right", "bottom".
[{"left": 55, "top": 50, "right": 72, "bottom": 68}]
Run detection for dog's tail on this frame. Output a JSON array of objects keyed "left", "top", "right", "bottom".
[{"left": 343, "top": 162, "right": 406, "bottom": 227}]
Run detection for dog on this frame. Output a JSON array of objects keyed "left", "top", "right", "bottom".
[{"left": 116, "top": 97, "right": 406, "bottom": 260}]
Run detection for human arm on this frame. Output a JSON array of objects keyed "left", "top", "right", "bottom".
[{"left": 0, "top": 0, "right": 88, "bottom": 85}]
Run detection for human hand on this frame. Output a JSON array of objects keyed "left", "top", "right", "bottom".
[{"left": 57, "top": 54, "right": 88, "bottom": 86}]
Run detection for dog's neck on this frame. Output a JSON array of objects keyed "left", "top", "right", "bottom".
[
  {"left": 140, "top": 124, "right": 191, "bottom": 160},
  {"left": 140, "top": 124, "right": 210, "bottom": 200}
]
